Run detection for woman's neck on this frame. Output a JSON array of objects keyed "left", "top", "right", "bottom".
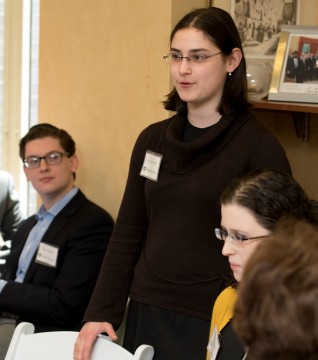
[{"left": 187, "top": 105, "right": 222, "bottom": 128}]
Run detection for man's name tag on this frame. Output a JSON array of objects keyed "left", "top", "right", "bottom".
[
  {"left": 207, "top": 326, "right": 220, "bottom": 360},
  {"left": 35, "top": 242, "right": 59, "bottom": 268},
  {"left": 140, "top": 150, "right": 162, "bottom": 181}
]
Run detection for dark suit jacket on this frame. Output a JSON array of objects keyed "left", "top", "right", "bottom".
[
  {"left": 0, "top": 190, "right": 114, "bottom": 332},
  {"left": 0, "top": 170, "right": 23, "bottom": 241}
]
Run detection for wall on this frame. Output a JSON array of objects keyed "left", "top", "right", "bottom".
[
  {"left": 39, "top": 1, "right": 173, "bottom": 218},
  {"left": 172, "top": 0, "right": 207, "bottom": 27},
  {"left": 38, "top": 0, "right": 208, "bottom": 218}
]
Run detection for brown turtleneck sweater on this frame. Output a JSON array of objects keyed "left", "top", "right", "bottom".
[{"left": 84, "top": 111, "right": 291, "bottom": 328}]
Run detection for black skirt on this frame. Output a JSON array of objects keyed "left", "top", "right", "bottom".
[{"left": 123, "top": 300, "right": 210, "bottom": 360}]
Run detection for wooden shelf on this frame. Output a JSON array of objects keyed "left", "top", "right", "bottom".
[
  {"left": 251, "top": 98, "right": 318, "bottom": 114},
  {"left": 250, "top": 98, "right": 317, "bottom": 141}
]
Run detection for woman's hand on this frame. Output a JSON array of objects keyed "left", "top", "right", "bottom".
[{"left": 73, "top": 321, "right": 118, "bottom": 360}]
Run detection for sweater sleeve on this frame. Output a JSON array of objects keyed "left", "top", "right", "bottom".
[
  {"left": 83, "top": 128, "right": 150, "bottom": 329},
  {"left": 249, "top": 126, "right": 292, "bottom": 175}
]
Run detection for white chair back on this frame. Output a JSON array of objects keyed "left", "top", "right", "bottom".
[{"left": 5, "top": 322, "right": 154, "bottom": 360}]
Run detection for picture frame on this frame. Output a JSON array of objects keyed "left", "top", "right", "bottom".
[
  {"left": 230, "top": 0, "right": 301, "bottom": 60},
  {"left": 268, "top": 25, "right": 318, "bottom": 103}
]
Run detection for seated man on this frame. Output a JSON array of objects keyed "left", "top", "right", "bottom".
[
  {"left": 0, "top": 170, "right": 24, "bottom": 242},
  {"left": 0, "top": 170, "right": 24, "bottom": 276},
  {"left": 0, "top": 123, "right": 114, "bottom": 359}
]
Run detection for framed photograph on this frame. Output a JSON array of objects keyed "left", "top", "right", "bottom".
[
  {"left": 230, "top": 0, "right": 301, "bottom": 60},
  {"left": 268, "top": 25, "right": 318, "bottom": 103}
]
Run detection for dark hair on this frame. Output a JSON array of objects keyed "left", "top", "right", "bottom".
[
  {"left": 220, "top": 169, "right": 317, "bottom": 232},
  {"left": 234, "top": 219, "right": 318, "bottom": 359},
  {"left": 163, "top": 7, "right": 249, "bottom": 115},
  {"left": 19, "top": 123, "right": 76, "bottom": 160}
]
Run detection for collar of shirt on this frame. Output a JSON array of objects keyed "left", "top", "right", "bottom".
[
  {"left": 37, "top": 186, "right": 79, "bottom": 219},
  {"left": 14, "top": 187, "right": 79, "bottom": 283}
]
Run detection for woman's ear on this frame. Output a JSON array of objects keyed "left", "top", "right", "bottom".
[{"left": 227, "top": 48, "right": 243, "bottom": 73}]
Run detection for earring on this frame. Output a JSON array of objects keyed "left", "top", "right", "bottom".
[{"left": 228, "top": 72, "right": 232, "bottom": 76}]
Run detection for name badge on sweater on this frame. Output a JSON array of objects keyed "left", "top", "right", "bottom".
[
  {"left": 35, "top": 242, "right": 59, "bottom": 268},
  {"left": 207, "top": 326, "right": 220, "bottom": 360},
  {"left": 140, "top": 150, "right": 162, "bottom": 181}
]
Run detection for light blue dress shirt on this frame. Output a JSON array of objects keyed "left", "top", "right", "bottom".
[{"left": 0, "top": 187, "right": 78, "bottom": 293}]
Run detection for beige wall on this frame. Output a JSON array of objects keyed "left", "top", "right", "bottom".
[
  {"left": 38, "top": 0, "right": 207, "bottom": 218},
  {"left": 39, "top": 1, "right": 172, "bottom": 218},
  {"left": 38, "top": 0, "right": 318, "bottom": 220}
]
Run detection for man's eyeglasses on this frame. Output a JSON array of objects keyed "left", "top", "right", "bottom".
[
  {"left": 215, "top": 227, "right": 270, "bottom": 244},
  {"left": 23, "top": 151, "right": 69, "bottom": 169},
  {"left": 163, "top": 51, "right": 223, "bottom": 64}
]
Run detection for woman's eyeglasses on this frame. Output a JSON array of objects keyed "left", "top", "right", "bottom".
[{"left": 215, "top": 227, "right": 270, "bottom": 244}]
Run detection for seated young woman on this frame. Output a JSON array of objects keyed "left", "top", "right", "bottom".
[{"left": 206, "top": 169, "right": 317, "bottom": 360}]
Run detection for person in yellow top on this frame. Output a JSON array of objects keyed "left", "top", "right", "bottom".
[{"left": 206, "top": 169, "right": 318, "bottom": 360}]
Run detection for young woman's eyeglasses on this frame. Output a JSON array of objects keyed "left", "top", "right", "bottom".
[
  {"left": 23, "top": 151, "right": 69, "bottom": 169},
  {"left": 163, "top": 51, "right": 223, "bottom": 64},
  {"left": 215, "top": 227, "right": 270, "bottom": 244}
]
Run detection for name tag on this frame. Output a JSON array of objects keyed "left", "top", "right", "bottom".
[
  {"left": 207, "top": 326, "right": 220, "bottom": 360},
  {"left": 35, "top": 242, "right": 59, "bottom": 268},
  {"left": 140, "top": 150, "right": 162, "bottom": 181}
]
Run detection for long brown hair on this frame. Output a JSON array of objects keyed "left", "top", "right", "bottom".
[
  {"left": 163, "top": 7, "right": 249, "bottom": 115},
  {"left": 234, "top": 219, "right": 318, "bottom": 359}
]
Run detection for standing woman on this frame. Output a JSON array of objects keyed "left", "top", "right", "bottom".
[{"left": 74, "top": 7, "right": 291, "bottom": 360}]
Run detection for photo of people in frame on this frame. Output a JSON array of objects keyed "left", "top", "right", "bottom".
[
  {"left": 284, "top": 35, "right": 318, "bottom": 84},
  {"left": 231, "top": 0, "right": 299, "bottom": 58}
]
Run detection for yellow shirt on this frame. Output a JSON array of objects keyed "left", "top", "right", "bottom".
[{"left": 206, "top": 286, "right": 237, "bottom": 360}]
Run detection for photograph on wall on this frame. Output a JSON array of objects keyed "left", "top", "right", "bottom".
[
  {"left": 268, "top": 25, "right": 318, "bottom": 103},
  {"left": 231, "top": 0, "right": 301, "bottom": 59}
]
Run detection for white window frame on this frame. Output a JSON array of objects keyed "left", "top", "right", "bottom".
[{"left": 2, "top": 0, "right": 39, "bottom": 216}]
